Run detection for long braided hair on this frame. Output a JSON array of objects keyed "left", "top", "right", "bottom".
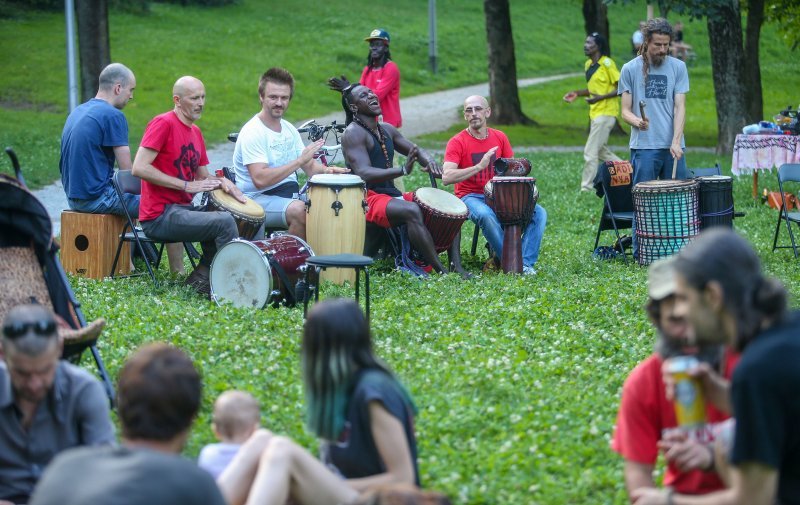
[{"left": 639, "top": 17, "right": 673, "bottom": 80}]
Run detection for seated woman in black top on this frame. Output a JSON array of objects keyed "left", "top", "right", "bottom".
[{"left": 217, "top": 298, "right": 418, "bottom": 505}]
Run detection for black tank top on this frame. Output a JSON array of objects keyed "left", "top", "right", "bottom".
[{"left": 363, "top": 126, "right": 400, "bottom": 197}]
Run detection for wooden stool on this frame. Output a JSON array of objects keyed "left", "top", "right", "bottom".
[
  {"left": 60, "top": 211, "right": 130, "bottom": 279},
  {"left": 300, "top": 254, "right": 373, "bottom": 321}
]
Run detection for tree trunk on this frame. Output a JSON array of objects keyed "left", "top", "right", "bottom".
[
  {"left": 742, "top": 0, "right": 764, "bottom": 124},
  {"left": 657, "top": 0, "right": 671, "bottom": 19},
  {"left": 75, "top": 0, "right": 111, "bottom": 102},
  {"left": 483, "top": 0, "right": 535, "bottom": 125},
  {"left": 706, "top": 1, "right": 748, "bottom": 154},
  {"left": 582, "top": 0, "right": 611, "bottom": 53}
]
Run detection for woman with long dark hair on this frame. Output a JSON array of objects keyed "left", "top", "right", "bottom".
[{"left": 218, "top": 298, "right": 419, "bottom": 505}]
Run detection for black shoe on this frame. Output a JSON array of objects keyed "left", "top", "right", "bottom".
[{"left": 184, "top": 266, "right": 211, "bottom": 298}]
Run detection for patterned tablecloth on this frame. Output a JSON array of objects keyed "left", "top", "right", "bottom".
[{"left": 731, "top": 134, "right": 800, "bottom": 175}]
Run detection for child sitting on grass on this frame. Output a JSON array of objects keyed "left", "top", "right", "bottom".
[{"left": 198, "top": 390, "right": 260, "bottom": 479}]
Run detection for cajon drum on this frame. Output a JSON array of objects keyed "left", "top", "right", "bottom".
[{"left": 60, "top": 211, "right": 130, "bottom": 279}]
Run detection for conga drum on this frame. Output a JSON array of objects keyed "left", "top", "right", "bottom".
[
  {"left": 697, "top": 175, "right": 734, "bottom": 230},
  {"left": 494, "top": 158, "right": 532, "bottom": 177},
  {"left": 209, "top": 235, "right": 314, "bottom": 308},
  {"left": 412, "top": 187, "right": 469, "bottom": 253},
  {"left": 305, "top": 174, "right": 367, "bottom": 285},
  {"left": 205, "top": 189, "right": 265, "bottom": 240},
  {"left": 632, "top": 179, "right": 700, "bottom": 266},
  {"left": 484, "top": 176, "right": 539, "bottom": 273}
]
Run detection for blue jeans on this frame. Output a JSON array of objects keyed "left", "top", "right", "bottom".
[
  {"left": 68, "top": 184, "right": 139, "bottom": 217},
  {"left": 630, "top": 148, "right": 687, "bottom": 260},
  {"left": 462, "top": 193, "right": 547, "bottom": 267}
]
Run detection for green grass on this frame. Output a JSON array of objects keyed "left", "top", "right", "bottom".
[
  {"left": 1, "top": 0, "right": 795, "bottom": 188},
  {"left": 65, "top": 151, "right": 799, "bottom": 504}
]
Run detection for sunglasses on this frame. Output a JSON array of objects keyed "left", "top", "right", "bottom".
[{"left": 2, "top": 319, "right": 57, "bottom": 339}]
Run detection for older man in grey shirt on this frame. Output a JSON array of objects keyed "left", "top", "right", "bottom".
[{"left": 0, "top": 304, "right": 114, "bottom": 504}]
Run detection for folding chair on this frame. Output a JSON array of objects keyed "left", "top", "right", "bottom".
[
  {"left": 109, "top": 170, "right": 197, "bottom": 286},
  {"left": 594, "top": 160, "right": 635, "bottom": 262},
  {"left": 771, "top": 163, "right": 800, "bottom": 258},
  {"left": 688, "top": 163, "right": 722, "bottom": 178}
]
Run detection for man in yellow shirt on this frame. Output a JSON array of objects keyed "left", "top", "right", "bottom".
[{"left": 563, "top": 32, "right": 623, "bottom": 192}]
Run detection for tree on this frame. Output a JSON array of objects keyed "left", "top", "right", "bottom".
[
  {"left": 483, "top": 0, "right": 534, "bottom": 125},
  {"left": 75, "top": 0, "right": 110, "bottom": 102},
  {"left": 582, "top": 0, "right": 611, "bottom": 52},
  {"left": 743, "top": 0, "right": 765, "bottom": 123}
]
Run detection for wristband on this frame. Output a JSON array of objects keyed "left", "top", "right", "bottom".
[
  {"left": 401, "top": 165, "right": 409, "bottom": 176},
  {"left": 183, "top": 180, "right": 188, "bottom": 192}
]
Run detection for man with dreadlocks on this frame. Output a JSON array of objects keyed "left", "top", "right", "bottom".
[
  {"left": 563, "top": 32, "right": 623, "bottom": 192},
  {"left": 340, "top": 84, "right": 467, "bottom": 277},
  {"left": 618, "top": 17, "right": 689, "bottom": 258}
]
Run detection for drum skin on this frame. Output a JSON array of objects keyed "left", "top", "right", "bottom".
[
  {"left": 305, "top": 174, "right": 366, "bottom": 285},
  {"left": 209, "top": 235, "right": 313, "bottom": 308},
  {"left": 412, "top": 187, "right": 469, "bottom": 253},
  {"left": 206, "top": 189, "right": 265, "bottom": 240}
]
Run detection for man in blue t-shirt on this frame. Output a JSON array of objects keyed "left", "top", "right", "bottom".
[
  {"left": 618, "top": 18, "right": 689, "bottom": 258},
  {"left": 60, "top": 63, "right": 183, "bottom": 272}
]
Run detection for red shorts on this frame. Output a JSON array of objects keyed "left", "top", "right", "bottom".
[{"left": 365, "top": 190, "right": 414, "bottom": 228}]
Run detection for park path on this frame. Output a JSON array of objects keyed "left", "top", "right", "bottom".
[{"left": 38, "top": 73, "right": 581, "bottom": 235}]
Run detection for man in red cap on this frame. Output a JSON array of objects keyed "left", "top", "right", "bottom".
[{"left": 329, "top": 28, "right": 402, "bottom": 128}]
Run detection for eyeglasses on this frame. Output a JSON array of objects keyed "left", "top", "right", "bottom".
[
  {"left": 2, "top": 320, "right": 56, "bottom": 339},
  {"left": 464, "top": 106, "right": 485, "bottom": 114}
]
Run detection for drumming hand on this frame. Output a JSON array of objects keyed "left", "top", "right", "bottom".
[
  {"left": 638, "top": 118, "right": 650, "bottom": 131},
  {"left": 300, "top": 140, "right": 326, "bottom": 166},
  {"left": 478, "top": 147, "right": 499, "bottom": 170},
  {"left": 328, "top": 75, "right": 351, "bottom": 92},
  {"left": 670, "top": 142, "right": 684, "bottom": 160},
  {"left": 186, "top": 178, "right": 221, "bottom": 194},
  {"left": 403, "top": 145, "right": 419, "bottom": 175},
  {"left": 423, "top": 158, "right": 443, "bottom": 177},
  {"left": 220, "top": 178, "right": 247, "bottom": 203},
  {"left": 325, "top": 166, "right": 351, "bottom": 175}
]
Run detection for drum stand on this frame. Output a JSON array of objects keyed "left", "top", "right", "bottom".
[{"left": 298, "top": 254, "right": 374, "bottom": 321}]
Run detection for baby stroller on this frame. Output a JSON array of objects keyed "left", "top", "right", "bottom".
[{"left": 0, "top": 148, "right": 114, "bottom": 405}]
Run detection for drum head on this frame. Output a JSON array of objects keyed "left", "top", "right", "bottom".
[
  {"left": 697, "top": 175, "right": 732, "bottom": 183},
  {"left": 308, "top": 174, "right": 365, "bottom": 187},
  {"left": 210, "top": 189, "right": 265, "bottom": 219},
  {"left": 414, "top": 187, "right": 468, "bottom": 216},
  {"left": 210, "top": 239, "right": 272, "bottom": 308}
]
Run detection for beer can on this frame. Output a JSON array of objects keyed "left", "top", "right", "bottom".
[{"left": 667, "top": 355, "right": 706, "bottom": 428}]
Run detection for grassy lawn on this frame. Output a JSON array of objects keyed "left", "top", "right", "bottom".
[
  {"left": 64, "top": 150, "right": 798, "bottom": 504},
  {"left": 2, "top": 1, "right": 799, "bottom": 503}
]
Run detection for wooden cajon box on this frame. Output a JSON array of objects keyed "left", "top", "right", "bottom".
[{"left": 60, "top": 211, "right": 130, "bottom": 279}]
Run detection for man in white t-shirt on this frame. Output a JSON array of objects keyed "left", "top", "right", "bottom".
[{"left": 233, "top": 67, "right": 348, "bottom": 239}]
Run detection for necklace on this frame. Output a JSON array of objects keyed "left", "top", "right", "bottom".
[
  {"left": 466, "top": 127, "right": 489, "bottom": 140},
  {"left": 354, "top": 116, "right": 391, "bottom": 168}
]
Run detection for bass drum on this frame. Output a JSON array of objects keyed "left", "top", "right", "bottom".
[{"left": 209, "top": 235, "right": 313, "bottom": 308}]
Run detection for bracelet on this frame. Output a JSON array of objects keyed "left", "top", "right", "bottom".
[
  {"left": 401, "top": 165, "right": 409, "bottom": 176},
  {"left": 183, "top": 180, "right": 188, "bottom": 192}
]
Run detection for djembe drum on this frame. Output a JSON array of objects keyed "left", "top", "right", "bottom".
[
  {"left": 205, "top": 189, "right": 265, "bottom": 240},
  {"left": 494, "top": 158, "right": 532, "bottom": 177},
  {"left": 696, "top": 175, "right": 734, "bottom": 230},
  {"left": 412, "top": 187, "right": 469, "bottom": 253},
  {"left": 632, "top": 179, "right": 700, "bottom": 266},
  {"left": 484, "top": 176, "right": 539, "bottom": 273}
]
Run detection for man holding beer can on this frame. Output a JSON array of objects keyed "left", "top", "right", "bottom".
[
  {"left": 632, "top": 229, "right": 800, "bottom": 505},
  {"left": 612, "top": 256, "right": 739, "bottom": 500}
]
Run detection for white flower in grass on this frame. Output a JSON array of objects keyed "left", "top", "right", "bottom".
[{"left": 510, "top": 414, "right": 522, "bottom": 424}]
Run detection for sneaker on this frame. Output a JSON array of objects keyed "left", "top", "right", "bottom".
[{"left": 522, "top": 265, "right": 537, "bottom": 275}]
